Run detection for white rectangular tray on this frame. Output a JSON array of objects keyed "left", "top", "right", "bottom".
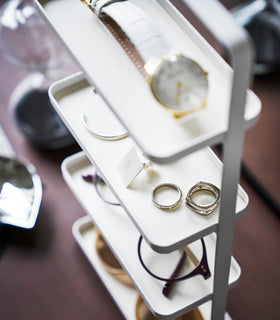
[
  {"left": 72, "top": 215, "right": 233, "bottom": 320},
  {"left": 72, "top": 215, "right": 138, "bottom": 320},
  {"left": 53, "top": 73, "right": 248, "bottom": 253},
  {"left": 35, "top": 0, "right": 261, "bottom": 163},
  {"left": 64, "top": 151, "right": 240, "bottom": 319}
]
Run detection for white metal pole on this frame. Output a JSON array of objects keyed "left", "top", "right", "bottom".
[{"left": 180, "top": 1, "right": 254, "bottom": 319}]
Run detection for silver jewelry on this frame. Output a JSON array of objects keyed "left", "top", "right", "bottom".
[
  {"left": 152, "top": 183, "right": 182, "bottom": 210},
  {"left": 185, "top": 181, "right": 220, "bottom": 215},
  {"left": 81, "top": 111, "right": 128, "bottom": 141}
]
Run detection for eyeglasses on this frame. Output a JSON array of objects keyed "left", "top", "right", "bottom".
[
  {"left": 137, "top": 236, "right": 211, "bottom": 297},
  {"left": 82, "top": 172, "right": 120, "bottom": 206},
  {"left": 83, "top": 172, "right": 211, "bottom": 297},
  {"left": 95, "top": 229, "right": 205, "bottom": 318}
]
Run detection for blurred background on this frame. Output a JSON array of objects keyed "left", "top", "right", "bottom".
[{"left": 0, "top": 0, "right": 279, "bottom": 319}]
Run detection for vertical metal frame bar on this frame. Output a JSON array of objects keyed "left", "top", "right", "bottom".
[{"left": 181, "top": 0, "right": 253, "bottom": 319}]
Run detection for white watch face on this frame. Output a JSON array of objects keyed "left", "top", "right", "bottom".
[{"left": 151, "top": 55, "right": 208, "bottom": 112}]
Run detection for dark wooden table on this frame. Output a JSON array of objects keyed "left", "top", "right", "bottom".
[{"left": 0, "top": 1, "right": 279, "bottom": 319}]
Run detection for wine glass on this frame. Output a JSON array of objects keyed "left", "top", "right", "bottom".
[{"left": 0, "top": 0, "right": 76, "bottom": 149}]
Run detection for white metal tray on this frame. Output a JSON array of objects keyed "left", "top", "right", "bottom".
[
  {"left": 35, "top": 0, "right": 261, "bottom": 163},
  {"left": 53, "top": 73, "right": 248, "bottom": 253},
  {"left": 64, "top": 151, "right": 240, "bottom": 319},
  {"left": 73, "top": 215, "right": 233, "bottom": 320},
  {"left": 72, "top": 215, "right": 138, "bottom": 320}
]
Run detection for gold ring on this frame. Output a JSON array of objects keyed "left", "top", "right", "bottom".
[
  {"left": 185, "top": 181, "right": 220, "bottom": 215},
  {"left": 152, "top": 183, "right": 182, "bottom": 210}
]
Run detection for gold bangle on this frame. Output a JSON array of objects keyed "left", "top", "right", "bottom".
[{"left": 81, "top": 111, "right": 128, "bottom": 141}]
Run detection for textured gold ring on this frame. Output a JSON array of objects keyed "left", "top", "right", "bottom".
[{"left": 186, "top": 181, "right": 220, "bottom": 215}]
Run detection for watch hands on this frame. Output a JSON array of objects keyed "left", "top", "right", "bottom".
[
  {"left": 176, "top": 81, "right": 192, "bottom": 105},
  {"left": 176, "top": 81, "right": 182, "bottom": 105},
  {"left": 178, "top": 81, "right": 192, "bottom": 90}
]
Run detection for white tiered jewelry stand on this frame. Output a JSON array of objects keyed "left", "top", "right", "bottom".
[{"left": 34, "top": 0, "right": 261, "bottom": 319}]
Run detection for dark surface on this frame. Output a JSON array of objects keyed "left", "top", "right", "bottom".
[
  {"left": 0, "top": 0, "right": 280, "bottom": 320},
  {"left": 14, "top": 89, "right": 74, "bottom": 149}
]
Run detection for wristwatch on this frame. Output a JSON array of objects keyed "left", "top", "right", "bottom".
[{"left": 81, "top": 0, "right": 208, "bottom": 120}]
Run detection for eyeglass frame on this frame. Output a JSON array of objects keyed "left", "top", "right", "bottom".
[
  {"left": 82, "top": 172, "right": 121, "bottom": 206},
  {"left": 137, "top": 236, "right": 211, "bottom": 283},
  {"left": 82, "top": 173, "right": 211, "bottom": 286}
]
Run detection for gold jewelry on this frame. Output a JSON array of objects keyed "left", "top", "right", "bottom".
[
  {"left": 81, "top": 111, "right": 128, "bottom": 141},
  {"left": 118, "top": 148, "right": 153, "bottom": 187},
  {"left": 95, "top": 230, "right": 133, "bottom": 286},
  {"left": 80, "top": 1, "right": 208, "bottom": 120},
  {"left": 135, "top": 294, "right": 203, "bottom": 320},
  {"left": 152, "top": 183, "right": 182, "bottom": 210},
  {"left": 145, "top": 54, "right": 208, "bottom": 120},
  {"left": 185, "top": 181, "right": 220, "bottom": 215}
]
